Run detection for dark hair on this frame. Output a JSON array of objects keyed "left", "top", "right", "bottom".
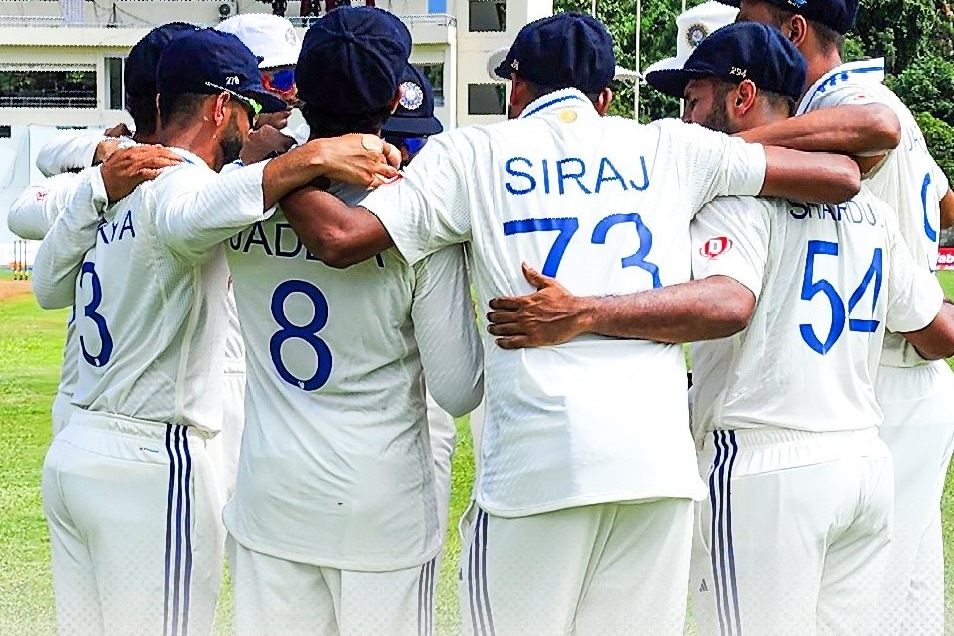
[
  {"left": 126, "top": 93, "right": 158, "bottom": 137},
  {"left": 302, "top": 102, "right": 393, "bottom": 140},
  {"left": 712, "top": 78, "right": 796, "bottom": 118},
  {"left": 158, "top": 92, "right": 211, "bottom": 129},
  {"left": 522, "top": 78, "right": 603, "bottom": 107},
  {"left": 766, "top": 5, "right": 845, "bottom": 55}
]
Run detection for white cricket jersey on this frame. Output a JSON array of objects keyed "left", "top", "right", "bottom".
[
  {"left": 32, "top": 149, "right": 274, "bottom": 434},
  {"left": 222, "top": 183, "right": 481, "bottom": 571},
  {"left": 361, "top": 88, "right": 767, "bottom": 516},
  {"left": 798, "top": 59, "right": 949, "bottom": 366},
  {"left": 690, "top": 191, "right": 943, "bottom": 437},
  {"left": 9, "top": 174, "right": 81, "bottom": 401}
]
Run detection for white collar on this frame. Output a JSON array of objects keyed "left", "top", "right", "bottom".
[
  {"left": 797, "top": 58, "right": 886, "bottom": 114},
  {"left": 519, "top": 88, "right": 597, "bottom": 119}
]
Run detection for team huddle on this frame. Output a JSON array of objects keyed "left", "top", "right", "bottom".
[{"left": 7, "top": 0, "right": 954, "bottom": 634}]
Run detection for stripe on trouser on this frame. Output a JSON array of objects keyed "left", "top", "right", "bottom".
[
  {"left": 709, "top": 430, "right": 741, "bottom": 636},
  {"left": 418, "top": 558, "right": 436, "bottom": 636},
  {"left": 163, "top": 425, "right": 193, "bottom": 636},
  {"left": 467, "top": 509, "right": 496, "bottom": 636}
]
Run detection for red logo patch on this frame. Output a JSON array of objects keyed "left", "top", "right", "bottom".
[
  {"left": 701, "top": 236, "right": 733, "bottom": 259},
  {"left": 35, "top": 190, "right": 48, "bottom": 201}
]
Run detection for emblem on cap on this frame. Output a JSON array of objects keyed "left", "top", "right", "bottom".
[
  {"left": 400, "top": 81, "right": 424, "bottom": 111},
  {"left": 511, "top": 60, "right": 519, "bottom": 71},
  {"left": 729, "top": 66, "right": 747, "bottom": 78},
  {"left": 787, "top": 0, "right": 807, "bottom": 6},
  {"left": 686, "top": 23, "right": 709, "bottom": 48}
]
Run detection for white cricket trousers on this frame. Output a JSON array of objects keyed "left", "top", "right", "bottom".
[
  {"left": 42, "top": 409, "right": 225, "bottom": 636},
  {"left": 876, "top": 360, "right": 954, "bottom": 636},
  {"left": 691, "top": 428, "right": 893, "bottom": 636},
  {"left": 228, "top": 537, "right": 437, "bottom": 636},
  {"left": 205, "top": 365, "right": 245, "bottom": 503},
  {"left": 459, "top": 499, "right": 693, "bottom": 636}
]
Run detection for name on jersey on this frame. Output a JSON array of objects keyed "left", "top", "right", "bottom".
[
  {"left": 503, "top": 155, "right": 650, "bottom": 196},
  {"left": 787, "top": 199, "right": 878, "bottom": 225},
  {"left": 228, "top": 221, "right": 321, "bottom": 261},
  {"left": 97, "top": 210, "right": 136, "bottom": 245}
]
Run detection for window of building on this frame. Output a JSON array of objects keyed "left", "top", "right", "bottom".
[
  {"left": 105, "top": 57, "right": 123, "bottom": 110},
  {"left": 0, "top": 67, "right": 96, "bottom": 108},
  {"left": 0, "top": 126, "right": 10, "bottom": 138},
  {"left": 468, "top": 83, "right": 506, "bottom": 115},
  {"left": 427, "top": 0, "right": 447, "bottom": 13},
  {"left": 469, "top": 0, "right": 505, "bottom": 32},
  {"left": 413, "top": 63, "right": 444, "bottom": 107}
]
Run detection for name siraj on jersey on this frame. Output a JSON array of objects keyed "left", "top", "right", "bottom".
[
  {"left": 228, "top": 221, "right": 321, "bottom": 260},
  {"left": 788, "top": 199, "right": 879, "bottom": 226},
  {"left": 503, "top": 155, "right": 650, "bottom": 196},
  {"left": 96, "top": 210, "right": 136, "bottom": 245}
]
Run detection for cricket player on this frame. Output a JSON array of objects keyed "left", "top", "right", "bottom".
[
  {"left": 218, "top": 11, "right": 482, "bottom": 634},
  {"left": 30, "top": 28, "right": 398, "bottom": 635},
  {"left": 726, "top": 0, "right": 954, "bottom": 631},
  {"left": 276, "top": 12, "right": 865, "bottom": 635},
  {"left": 8, "top": 23, "right": 199, "bottom": 437}
]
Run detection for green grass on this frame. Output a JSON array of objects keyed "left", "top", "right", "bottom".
[{"left": 3, "top": 274, "right": 954, "bottom": 635}]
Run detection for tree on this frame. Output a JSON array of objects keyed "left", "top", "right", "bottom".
[{"left": 886, "top": 56, "right": 954, "bottom": 128}]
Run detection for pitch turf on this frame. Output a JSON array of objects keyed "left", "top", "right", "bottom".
[{"left": 1, "top": 274, "right": 953, "bottom": 635}]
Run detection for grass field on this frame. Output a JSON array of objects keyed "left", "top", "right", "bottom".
[{"left": 1, "top": 273, "right": 954, "bottom": 635}]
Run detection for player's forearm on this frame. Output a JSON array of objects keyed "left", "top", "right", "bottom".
[
  {"left": 761, "top": 147, "right": 861, "bottom": 204},
  {"left": 281, "top": 187, "right": 394, "bottom": 268},
  {"left": 740, "top": 105, "right": 900, "bottom": 155},
  {"left": 940, "top": 189, "right": 954, "bottom": 230},
  {"left": 580, "top": 277, "right": 755, "bottom": 343},
  {"left": 902, "top": 303, "right": 954, "bottom": 360},
  {"left": 36, "top": 130, "right": 104, "bottom": 177}
]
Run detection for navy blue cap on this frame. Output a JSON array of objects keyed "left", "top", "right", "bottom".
[
  {"left": 720, "top": 0, "right": 858, "bottom": 34},
  {"left": 157, "top": 29, "right": 287, "bottom": 113},
  {"left": 124, "top": 23, "right": 201, "bottom": 99},
  {"left": 382, "top": 65, "right": 443, "bottom": 137},
  {"left": 646, "top": 22, "right": 806, "bottom": 103},
  {"left": 296, "top": 7, "right": 412, "bottom": 115},
  {"left": 493, "top": 13, "right": 615, "bottom": 94}
]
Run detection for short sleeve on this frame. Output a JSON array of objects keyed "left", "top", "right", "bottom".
[
  {"left": 810, "top": 84, "right": 879, "bottom": 112},
  {"left": 361, "top": 132, "right": 474, "bottom": 266},
  {"left": 930, "top": 158, "right": 950, "bottom": 199},
  {"left": 690, "top": 196, "right": 771, "bottom": 299},
  {"left": 883, "top": 205, "right": 944, "bottom": 332},
  {"left": 661, "top": 120, "right": 767, "bottom": 212}
]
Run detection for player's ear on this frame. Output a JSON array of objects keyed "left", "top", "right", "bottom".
[
  {"left": 389, "top": 87, "right": 401, "bottom": 115},
  {"left": 787, "top": 14, "right": 808, "bottom": 47},
  {"left": 212, "top": 93, "right": 230, "bottom": 127},
  {"left": 595, "top": 87, "right": 613, "bottom": 116},
  {"left": 734, "top": 80, "right": 758, "bottom": 115}
]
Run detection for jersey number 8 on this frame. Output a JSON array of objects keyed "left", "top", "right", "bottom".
[{"left": 270, "top": 279, "right": 333, "bottom": 391}]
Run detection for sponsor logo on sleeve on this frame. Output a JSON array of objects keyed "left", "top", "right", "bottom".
[{"left": 701, "top": 236, "right": 733, "bottom": 259}]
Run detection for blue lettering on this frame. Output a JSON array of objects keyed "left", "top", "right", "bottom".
[
  {"left": 118, "top": 210, "right": 135, "bottom": 240},
  {"left": 594, "top": 157, "right": 628, "bottom": 194},
  {"left": 242, "top": 222, "right": 273, "bottom": 255},
  {"left": 542, "top": 159, "right": 551, "bottom": 195},
  {"left": 228, "top": 232, "right": 243, "bottom": 251},
  {"left": 556, "top": 158, "right": 591, "bottom": 195},
  {"left": 505, "top": 157, "right": 536, "bottom": 195},
  {"left": 627, "top": 156, "right": 650, "bottom": 191},
  {"left": 274, "top": 223, "right": 303, "bottom": 258}
]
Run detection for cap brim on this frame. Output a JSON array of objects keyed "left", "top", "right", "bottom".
[
  {"left": 493, "top": 60, "right": 513, "bottom": 81},
  {"left": 645, "top": 66, "right": 710, "bottom": 99},
  {"left": 251, "top": 91, "right": 289, "bottom": 114},
  {"left": 382, "top": 115, "right": 443, "bottom": 137},
  {"left": 259, "top": 53, "right": 300, "bottom": 69}
]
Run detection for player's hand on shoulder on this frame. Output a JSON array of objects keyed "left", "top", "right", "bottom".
[
  {"left": 240, "top": 124, "right": 296, "bottom": 166},
  {"left": 101, "top": 144, "right": 183, "bottom": 204},
  {"left": 298, "top": 133, "right": 400, "bottom": 188},
  {"left": 103, "top": 122, "right": 133, "bottom": 138},
  {"left": 487, "top": 263, "right": 589, "bottom": 349}
]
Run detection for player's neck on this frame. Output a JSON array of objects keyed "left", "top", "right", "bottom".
[
  {"left": 160, "top": 125, "right": 219, "bottom": 170},
  {"left": 803, "top": 49, "right": 845, "bottom": 93}
]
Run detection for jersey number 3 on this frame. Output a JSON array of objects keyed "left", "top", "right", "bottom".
[
  {"left": 270, "top": 279, "right": 333, "bottom": 391},
  {"left": 799, "top": 240, "right": 883, "bottom": 355},
  {"left": 78, "top": 262, "right": 113, "bottom": 367}
]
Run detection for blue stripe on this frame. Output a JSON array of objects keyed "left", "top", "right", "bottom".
[
  {"left": 802, "top": 66, "right": 884, "bottom": 112},
  {"left": 170, "top": 426, "right": 185, "bottom": 636},
  {"left": 467, "top": 513, "right": 483, "bottom": 636},
  {"left": 724, "top": 431, "right": 741, "bottom": 632},
  {"left": 181, "top": 430, "right": 193, "bottom": 636},
  {"left": 163, "top": 425, "right": 176, "bottom": 636},
  {"left": 708, "top": 432, "right": 728, "bottom": 636},
  {"left": 479, "top": 510, "right": 495, "bottom": 636},
  {"left": 521, "top": 94, "right": 585, "bottom": 119}
]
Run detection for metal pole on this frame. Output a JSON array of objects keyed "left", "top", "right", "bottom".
[
  {"left": 591, "top": 0, "right": 596, "bottom": 17},
  {"left": 634, "top": 0, "right": 641, "bottom": 120}
]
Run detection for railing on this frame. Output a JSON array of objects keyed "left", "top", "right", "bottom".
[
  {"left": 287, "top": 12, "right": 455, "bottom": 28},
  {"left": 0, "top": 95, "right": 96, "bottom": 108}
]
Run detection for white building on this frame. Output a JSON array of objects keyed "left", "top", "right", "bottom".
[{"left": 0, "top": 0, "right": 553, "bottom": 265}]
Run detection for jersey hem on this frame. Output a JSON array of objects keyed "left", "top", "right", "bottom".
[{"left": 475, "top": 485, "right": 707, "bottom": 518}]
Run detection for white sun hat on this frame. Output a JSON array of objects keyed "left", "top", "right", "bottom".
[
  {"left": 216, "top": 13, "right": 302, "bottom": 70},
  {"left": 643, "top": 1, "right": 739, "bottom": 76}
]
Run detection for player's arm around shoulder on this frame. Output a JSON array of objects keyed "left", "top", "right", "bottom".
[{"left": 410, "top": 244, "right": 484, "bottom": 417}]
